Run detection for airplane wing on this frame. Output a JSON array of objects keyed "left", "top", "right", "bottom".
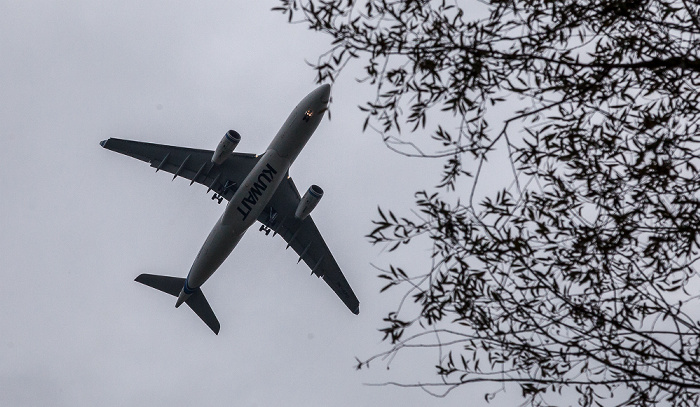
[
  {"left": 100, "top": 138, "right": 259, "bottom": 201},
  {"left": 257, "top": 177, "right": 360, "bottom": 315}
]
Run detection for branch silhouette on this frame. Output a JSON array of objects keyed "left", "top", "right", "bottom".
[{"left": 276, "top": 0, "right": 700, "bottom": 405}]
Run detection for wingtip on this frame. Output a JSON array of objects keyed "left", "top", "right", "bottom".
[
  {"left": 100, "top": 139, "right": 108, "bottom": 148},
  {"left": 353, "top": 305, "right": 360, "bottom": 315}
]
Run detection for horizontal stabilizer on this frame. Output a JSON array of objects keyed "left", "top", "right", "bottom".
[
  {"left": 185, "top": 289, "right": 220, "bottom": 334},
  {"left": 135, "top": 273, "right": 221, "bottom": 334},
  {"left": 135, "top": 274, "right": 183, "bottom": 296}
]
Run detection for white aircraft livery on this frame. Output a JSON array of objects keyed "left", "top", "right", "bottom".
[{"left": 101, "top": 85, "right": 359, "bottom": 334}]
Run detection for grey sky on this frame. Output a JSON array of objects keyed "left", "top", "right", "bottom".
[{"left": 0, "top": 2, "right": 521, "bottom": 406}]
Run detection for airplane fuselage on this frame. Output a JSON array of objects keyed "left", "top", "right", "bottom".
[{"left": 176, "top": 84, "right": 331, "bottom": 306}]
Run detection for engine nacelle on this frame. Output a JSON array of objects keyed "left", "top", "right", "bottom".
[
  {"left": 295, "top": 185, "right": 324, "bottom": 219},
  {"left": 212, "top": 130, "right": 241, "bottom": 165}
]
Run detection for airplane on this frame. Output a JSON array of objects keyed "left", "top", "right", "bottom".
[{"left": 100, "top": 84, "right": 359, "bottom": 334}]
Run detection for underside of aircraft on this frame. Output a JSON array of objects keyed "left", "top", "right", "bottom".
[{"left": 101, "top": 85, "right": 359, "bottom": 334}]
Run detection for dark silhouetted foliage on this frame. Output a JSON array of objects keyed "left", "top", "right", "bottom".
[{"left": 275, "top": 1, "right": 700, "bottom": 405}]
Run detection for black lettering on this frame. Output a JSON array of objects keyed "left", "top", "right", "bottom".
[
  {"left": 249, "top": 181, "right": 267, "bottom": 199},
  {"left": 237, "top": 163, "right": 279, "bottom": 220},
  {"left": 243, "top": 194, "right": 257, "bottom": 206},
  {"left": 259, "top": 164, "right": 277, "bottom": 182},
  {"left": 237, "top": 206, "right": 250, "bottom": 220}
]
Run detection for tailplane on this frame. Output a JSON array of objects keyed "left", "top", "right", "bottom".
[{"left": 135, "top": 274, "right": 221, "bottom": 334}]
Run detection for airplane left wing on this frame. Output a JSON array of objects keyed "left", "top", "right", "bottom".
[
  {"left": 100, "top": 138, "right": 260, "bottom": 201},
  {"left": 257, "top": 177, "right": 360, "bottom": 315}
]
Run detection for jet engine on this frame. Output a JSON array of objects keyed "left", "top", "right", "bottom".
[
  {"left": 295, "top": 185, "right": 324, "bottom": 219},
  {"left": 212, "top": 130, "right": 241, "bottom": 165}
]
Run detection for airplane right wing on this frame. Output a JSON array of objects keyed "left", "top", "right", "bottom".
[{"left": 257, "top": 176, "right": 360, "bottom": 315}]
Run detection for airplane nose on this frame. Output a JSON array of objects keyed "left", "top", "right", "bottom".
[{"left": 317, "top": 84, "right": 331, "bottom": 104}]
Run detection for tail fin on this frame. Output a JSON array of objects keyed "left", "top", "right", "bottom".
[{"left": 135, "top": 274, "right": 221, "bottom": 335}]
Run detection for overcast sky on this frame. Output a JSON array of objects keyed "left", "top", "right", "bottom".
[{"left": 0, "top": 2, "right": 521, "bottom": 406}]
